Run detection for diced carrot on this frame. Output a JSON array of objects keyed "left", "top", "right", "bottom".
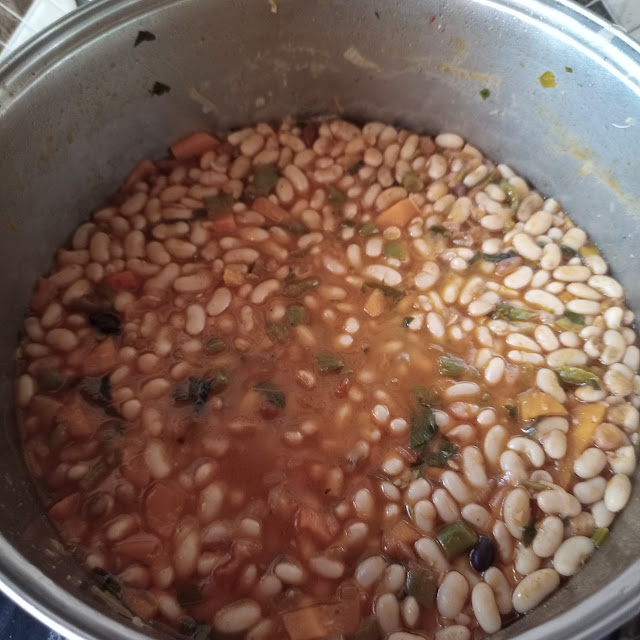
[
  {"left": 296, "top": 507, "right": 340, "bottom": 545},
  {"left": 364, "top": 288, "right": 385, "bottom": 317},
  {"left": 121, "top": 157, "right": 156, "bottom": 192},
  {"left": 383, "top": 519, "right": 421, "bottom": 561},
  {"left": 82, "top": 338, "right": 118, "bottom": 376},
  {"left": 252, "top": 196, "right": 288, "bottom": 223},
  {"left": 122, "top": 587, "right": 158, "bottom": 620},
  {"left": 30, "top": 277, "right": 58, "bottom": 313},
  {"left": 114, "top": 533, "right": 162, "bottom": 562},
  {"left": 556, "top": 402, "right": 607, "bottom": 488},
  {"left": 518, "top": 389, "right": 568, "bottom": 421},
  {"left": 55, "top": 402, "right": 100, "bottom": 438},
  {"left": 210, "top": 210, "right": 237, "bottom": 235},
  {"left": 282, "top": 601, "right": 361, "bottom": 640},
  {"left": 170, "top": 132, "right": 219, "bottom": 160},
  {"left": 104, "top": 269, "right": 139, "bottom": 291},
  {"left": 376, "top": 197, "right": 420, "bottom": 228},
  {"left": 144, "top": 481, "right": 186, "bottom": 537},
  {"left": 48, "top": 492, "right": 80, "bottom": 520}
]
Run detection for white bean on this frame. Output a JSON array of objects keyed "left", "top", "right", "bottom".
[
  {"left": 553, "top": 536, "right": 595, "bottom": 576},
  {"left": 437, "top": 571, "right": 469, "bottom": 619},
  {"left": 604, "top": 473, "right": 632, "bottom": 512},
  {"left": 472, "top": 583, "right": 501, "bottom": 633},
  {"left": 512, "top": 569, "right": 560, "bottom": 613}
]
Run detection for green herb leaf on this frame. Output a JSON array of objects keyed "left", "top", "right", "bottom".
[
  {"left": 402, "top": 171, "right": 424, "bottom": 193},
  {"left": 499, "top": 179, "right": 520, "bottom": 210},
  {"left": 327, "top": 187, "right": 347, "bottom": 204},
  {"left": 522, "top": 517, "right": 537, "bottom": 547},
  {"left": 277, "top": 220, "right": 309, "bottom": 236},
  {"left": 410, "top": 404, "right": 439, "bottom": 456},
  {"left": 520, "top": 479, "right": 549, "bottom": 492},
  {"left": 266, "top": 322, "right": 289, "bottom": 343},
  {"left": 428, "top": 224, "right": 446, "bottom": 234},
  {"left": 150, "top": 81, "right": 171, "bottom": 96},
  {"left": 403, "top": 316, "right": 415, "bottom": 328},
  {"left": 480, "top": 88, "right": 491, "bottom": 100},
  {"left": 436, "top": 521, "right": 478, "bottom": 558},
  {"left": 315, "top": 351, "right": 346, "bottom": 373},
  {"left": 134, "top": 30, "right": 156, "bottom": 47},
  {"left": 253, "top": 381, "right": 286, "bottom": 408},
  {"left": 359, "top": 222, "right": 379, "bottom": 236},
  {"left": 282, "top": 273, "right": 320, "bottom": 297},
  {"left": 384, "top": 243, "right": 405, "bottom": 260},
  {"left": 560, "top": 244, "right": 579, "bottom": 258},
  {"left": 203, "top": 192, "right": 235, "bottom": 213},
  {"left": 565, "top": 66, "right": 573, "bottom": 73},
  {"left": 252, "top": 164, "right": 279, "bottom": 197},
  {"left": 347, "top": 160, "right": 365, "bottom": 175},
  {"left": 555, "top": 365, "right": 599, "bottom": 387},
  {"left": 562, "top": 310, "right": 586, "bottom": 325},
  {"left": 420, "top": 439, "right": 459, "bottom": 468},
  {"left": 406, "top": 568, "right": 439, "bottom": 607},
  {"left": 482, "top": 250, "right": 517, "bottom": 263},
  {"left": 439, "top": 355, "right": 467, "bottom": 378},
  {"left": 362, "top": 280, "right": 405, "bottom": 303},
  {"left": 173, "top": 373, "right": 227, "bottom": 408},
  {"left": 504, "top": 404, "right": 518, "bottom": 419},
  {"left": 203, "top": 337, "right": 225, "bottom": 354},
  {"left": 286, "top": 305, "right": 306, "bottom": 326},
  {"left": 493, "top": 302, "right": 537, "bottom": 322},
  {"left": 92, "top": 569, "right": 122, "bottom": 599},
  {"left": 412, "top": 385, "right": 442, "bottom": 408},
  {"left": 591, "top": 527, "right": 609, "bottom": 547}
]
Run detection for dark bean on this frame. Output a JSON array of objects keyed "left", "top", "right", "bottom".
[
  {"left": 470, "top": 535, "right": 495, "bottom": 572},
  {"left": 301, "top": 122, "right": 319, "bottom": 148},
  {"left": 89, "top": 310, "right": 121, "bottom": 335},
  {"left": 452, "top": 182, "right": 468, "bottom": 197}
]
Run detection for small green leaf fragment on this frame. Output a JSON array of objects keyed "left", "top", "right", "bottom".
[
  {"left": 493, "top": 302, "right": 537, "bottom": 322},
  {"left": 504, "top": 404, "right": 518, "bottom": 419},
  {"left": 428, "top": 224, "right": 446, "bottom": 234},
  {"left": 499, "top": 179, "right": 520, "bottom": 210},
  {"left": 384, "top": 243, "right": 405, "bottom": 260},
  {"left": 563, "top": 310, "right": 586, "bottom": 325},
  {"left": 359, "top": 222, "right": 379, "bottom": 236},
  {"left": 538, "top": 70, "right": 556, "bottom": 88},
  {"left": 402, "top": 171, "right": 424, "bottom": 193},
  {"left": 286, "top": 304, "right": 306, "bottom": 326},
  {"left": 203, "top": 192, "right": 235, "bottom": 213},
  {"left": 560, "top": 244, "right": 579, "bottom": 258},
  {"left": 315, "top": 351, "right": 346, "bottom": 373},
  {"left": 591, "top": 527, "right": 609, "bottom": 547},
  {"left": 253, "top": 381, "right": 286, "bottom": 408},
  {"left": 203, "top": 337, "right": 225, "bottom": 354},
  {"left": 410, "top": 405, "right": 439, "bottom": 456},
  {"left": 403, "top": 316, "right": 415, "bottom": 328},
  {"left": 282, "top": 274, "right": 319, "bottom": 297},
  {"left": 439, "top": 355, "right": 467, "bottom": 378},
  {"left": 482, "top": 250, "right": 517, "bottom": 263},
  {"left": 480, "top": 88, "right": 491, "bottom": 100},
  {"left": 555, "top": 365, "right": 599, "bottom": 387},
  {"left": 252, "top": 164, "right": 279, "bottom": 197},
  {"left": 348, "top": 160, "right": 365, "bottom": 175},
  {"left": 327, "top": 187, "right": 347, "bottom": 204},
  {"left": 522, "top": 517, "right": 537, "bottom": 547},
  {"left": 266, "top": 322, "right": 289, "bottom": 343},
  {"left": 565, "top": 66, "right": 573, "bottom": 73}
]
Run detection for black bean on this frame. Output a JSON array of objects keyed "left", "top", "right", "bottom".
[
  {"left": 88, "top": 310, "right": 121, "bottom": 335},
  {"left": 470, "top": 535, "right": 495, "bottom": 572}
]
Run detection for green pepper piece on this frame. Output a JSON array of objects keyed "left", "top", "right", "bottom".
[
  {"left": 252, "top": 164, "right": 279, "bottom": 197},
  {"left": 286, "top": 305, "right": 306, "bottom": 326},
  {"left": 493, "top": 302, "right": 537, "bottom": 322},
  {"left": 560, "top": 244, "right": 579, "bottom": 258},
  {"left": 428, "top": 224, "right": 446, "bottom": 234},
  {"left": 520, "top": 479, "right": 549, "bottom": 492},
  {"left": 203, "top": 192, "right": 234, "bottom": 213},
  {"left": 562, "top": 310, "right": 586, "bottom": 325},
  {"left": 591, "top": 527, "right": 609, "bottom": 547},
  {"left": 402, "top": 171, "right": 424, "bottom": 193},
  {"left": 253, "top": 381, "right": 286, "bottom": 408},
  {"left": 439, "top": 355, "right": 467, "bottom": 378},
  {"left": 327, "top": 187, "right": 347, "bottom": 204},
  {"left": 315, "top": 352, "right": 346, "bottom": 373},
  {"left": 555, "top": 366, "right": 599, "bottom": 387},
  {"left": 406, "top": 568, "right": 439, "bottom": 607},
  {"left": 359, "top": 222, "right": 379, "bottom": 236},
  {"left": 522, "top": 517, "right": 537, "bottom": 547},
  {"left": 266, "top": 322, "right": 289, "bottom": 343},
  {"left": 436, "top": 521, "right": 478, "bottom": 558},
  {"left": 499, "top": 179, "right": 520, "bottom": 210},
  {"left": 410, "top": 405, "right": 439, "bottom": 456},
  {"left": 203, "top": 337, "right": 225, "bottom": 354},
  {"left": 384, "top": 243, "right": 405, "bottom": 260},
  {"left": 282, "top": 275, "right": 319, "bottom": 297}
]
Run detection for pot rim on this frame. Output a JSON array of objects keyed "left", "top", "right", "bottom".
[{"left": 1, "top": 1, "right": 640, "bottom": 639}]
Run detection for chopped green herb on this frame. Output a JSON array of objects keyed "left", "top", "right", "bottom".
[
  {"left": 428, "top": 224, "right": 446, "bottom": 234},
  {"left": 410, "top": 404, "right": 439, "bottom": 456},
  {"left": 565, "top": 66, "right": 573, "bottom": 73},
  {"left": 92, "top": 569, "right": 122, "bottom": 599},
  {"left": 555, "top": 365, "right": 599, "bottom": 388},
  {"left": 282, "top": 273, "right": 319, "bottom": 297},
  {"left": 480, "top": 88, "right": 491, "bottom": 100},
  {"left": 591, "top": 527, "right": 609, "bottom": 547},
  {"left": 362, "top": 280, "right": 405, "bottom": 303},
  {"left": 436, "top": 521, "right": 478, "bottom": 558},
  {"left": 384, "top": 243, "right": 405, "bottom": 260},
  {"left": 439, "top": 355, "right": 467, "bottom": 378},
  {"left": 203, "top": 337, "right": 225, "bottom": 354},
  {"left": 192, "top": 208, "right": 209, "bottom": 219},
  {"left": 560, "top": 244, "right": 579, "bottom": 258},
  {"left": 286, "top": 304, "right": 306, "bottom": 326},
  {"left": 327, "top": 187, "right": 347, "bottom": 204},
  {"left": 419, "top": 439, "right": 459, "bottom": 468},
  {"left": 359, "top": 222, "right": 379, "bottom": 236},
  {"left": 315, "top": 351, "right": 345, "bottom": 373},
  {"left": 493, "top": 302, "right": 537, "bottom": 322},
  {"left": 499, "top": 179, "right": 520, "bottom": 210},
  {"left": 522, "top": 517, "right": 538, "bottom": 547},
  {"left": 150, "top": 81, "right": 171, "bottom": 96},
  {"left": 173, "top": 372, "right": 227, "bottom": 408},
  {"left": 134, "top": 30, "right": 156, "bottom": 46},
  {"left": 520, "top": 479, "right": 549, "bottom": 492},
  {"left": 406, "top": 568, "right": 439, "bottom": 607},
  {"left": 277, "top": 220, "right": 309, "bottom": 236},
  {"left": 253, "top": 381, "right": 286, "bottom": 408},
  {"left": 402, "top": 171, "right": 424, "bottom": 193},
  {"left": 341, "top": 219, "right": 356, "bottom": 228},
  {"left": 80, "top": 375, "right": 118, "bottom": 416},
  {"left": 252, "top": 164, "right": 279, "bottom": 197},
  {"left": 266, "top": 322, "right": 289, "bottom": 343},
  {"left": 538, "top": 71, "right": 556, "bottom": 88},
  {"left": 563, "top": 310, "right": 586, "bottom": 325},
  {"left": 176, "top": 583, "right": 203, "bottom": 608},
  {"left": 203, "top": 192, "right": 235, "bottom": 213},
  {"left": 403, "top": 316, "right": 415, "bottom": 328},
  {"left": 504, "top": 404, "right": 518, "bottom": 419},
  {"left": 482, "top": 250, "right": 517, "bottom": 263},
  {"left": 347, "top": 160, "right": 365, "bottom": 175}
]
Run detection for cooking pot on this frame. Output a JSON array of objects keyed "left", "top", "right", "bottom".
[{"left": 1, "top": 0, "right": 639, "bottom": 638}]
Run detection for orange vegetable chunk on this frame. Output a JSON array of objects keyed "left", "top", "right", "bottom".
[{"left": 376, "top": 197, "right": 419, "bottom": 228}]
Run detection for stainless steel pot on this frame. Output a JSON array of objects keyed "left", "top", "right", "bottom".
[{"left": 1, "top": 1, "right": 639, "bottom": 638}]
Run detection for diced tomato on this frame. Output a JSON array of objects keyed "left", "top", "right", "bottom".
[
  {"left": 104, "top": 270, "right": 139, "bottom": 291},
  {"left": 55, "top": 402, "right": 100, "bottom": 438},
  {"left": 383, "top": 519, "right": 420, "bottom": 561},
  {"left": 296, "top": 507, "right": 340, "bottom": 545},
  {"left": 114, "top": 533, "right": 162, "bottom": 562},
  {"left": 334, "top": 377, "right": 351, "bottom": 399},
  {"left": 82, "top": 337, "right": 118, "bottom": 376},
  {"left": 170, "top": 132, "right": 219, "bottom": 160},
  {"left": 144, "top": 481, "right": 186, "bottom": 538},
  {"left": 121, "top": 158, "right": 156, "bottom": 192},
  {"left": 210, "top": 210, "right": 237, "bottom": 235},
  {"left": 251, "top": 196, "right": 288, "bottom": 222}
]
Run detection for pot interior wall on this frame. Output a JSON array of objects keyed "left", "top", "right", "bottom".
[{"left": 0, "top": 1, "right": 639, "bottom": 639}]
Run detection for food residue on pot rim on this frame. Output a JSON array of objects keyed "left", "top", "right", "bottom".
[{"left": 538, "top": 70, "right": 556, "bottom": 88}]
